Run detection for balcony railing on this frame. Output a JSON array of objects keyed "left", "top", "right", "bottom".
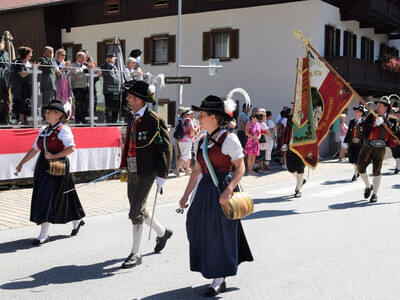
[{"left": 325, "top": 56, "right": 400, "bottom": 95}]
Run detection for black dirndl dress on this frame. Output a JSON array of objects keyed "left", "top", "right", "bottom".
[
  {"left": 30, "top": 125, "right": 85, "bottom": 225},
  {"left": 186, "top": 133, "right": 253, "bottom": 279}
]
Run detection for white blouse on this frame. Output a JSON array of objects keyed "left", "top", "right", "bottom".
[{"left": 33, "top": 125, "right": 75, "bottom": 150}]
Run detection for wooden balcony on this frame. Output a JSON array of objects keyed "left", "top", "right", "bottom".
[
  {"left": 325, "top": 56, "right": 400, "bottom": 96},
  {"left": 340, "top": 0, "right": 400, "bottom": 34}
]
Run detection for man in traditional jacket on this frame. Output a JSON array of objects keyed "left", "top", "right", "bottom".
[
  {"left": 39, "top": 47, "right": 57, "bottom": 115},
  {"left": 119, "top": 80, "right": 173, "bottom": 268},
  {"left": 358, "top": 97, "right": 398, "bottom": 203},
  {"left": 344, "top": 105, "right": 366, "bottom": 181}
]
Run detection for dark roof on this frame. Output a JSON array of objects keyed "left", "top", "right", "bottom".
[{"left": 0, "top": 0, "right": 84, "bottom": 13}]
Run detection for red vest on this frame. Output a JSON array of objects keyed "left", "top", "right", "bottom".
[
  {"left": 197, "top": 132, "right": 233, "bottom": 174},
  {"left": 36, "top": 124, "right": 65, "bottom": 154}
]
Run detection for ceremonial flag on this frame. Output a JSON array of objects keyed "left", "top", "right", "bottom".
[{"left": 290, "top": 47, "right": 355, "bottom": 168}]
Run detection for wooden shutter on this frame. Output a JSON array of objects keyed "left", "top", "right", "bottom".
[
  {"left": 352, "top": 34, "right": 357, "bottom": 57},
  {"left": 369, "top": 40, "right": 374, "bottom": 63},
  {"left": 168, "top": 100, "right": 176, "bottom": 126},
  {"left": 203, "top": 31, "right": 211, "bottom": 61},
  {"left": 361, "top": 37, "right": 366, "bottom": 60},
  {"left": 144, "top": 37, "right": 153, "bottom": 65},
  {"left": 120, "top": 39, "right": 126, "bottom": 61},
  {"left": 168, "top": 34, "right": 176, "bottom": 63},
  {"left": 230, "top": 29, "right": 239, "bottom": 59},
  {"left": 334, "top": 29, "right": 340, "bottom": 56},
  {"left": 73, "top": 43, "right": 82, "bottom": 60},
  {"left": 324, "top": 25, "right": 333, "bottom": 56},
  {"left": 97, "top": 41, "right": 104, "bottom": 65},
  {"left": 343, "top": 31, "right": 349, "bottom": 56}
]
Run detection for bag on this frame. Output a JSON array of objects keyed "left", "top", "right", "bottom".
[
  {"left": 173, "top": 120, "right": 184, "bottom": 140},
  {"left": 202, "top": 134, "right": 254, "bottom": 220},
  {"left": 44, "top": 132, "right": 66, "bottom": 176}
]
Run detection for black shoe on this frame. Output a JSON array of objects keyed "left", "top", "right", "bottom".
[
  {"left": 369, "top": 194, "right": 378, "bottom": 203},
  {"left": 302, "top": 179, "right": 307, "bottom": 186},
  {"left": 154, "top": 229, "right": 173, "bottom": 253},
  {"left": 394, "top": 168, "right": 399, "bottom": 175},
  {"left": 121, "top": 253, "right": 142, "bottom": 269},
  {"left": 32, "top": 236, "right": 50, "bottom": 246},
  {"left": 351, "top": 174, "right": 357, "bottom": 182},
  {"left": 294, "top": 189, "right": 302, "bottom": 198},
  {"left": 202, "top": 281, "right": 226, "bottom": 297},
  {"left": 71, "top": 220, "right": 85, "bottom": 236},
  {"left": 364, "top": 185, "right": 373, "bottom": 199}
]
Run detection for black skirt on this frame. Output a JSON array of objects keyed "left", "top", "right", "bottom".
[
  {"left": 30, "top": 153, "right": 85, "bottom": 225},
  {"left": 186, "top": 173, "right": 253, "bottom": 279}
]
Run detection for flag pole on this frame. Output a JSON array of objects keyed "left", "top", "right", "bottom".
[{"left": 293, "top": 29, "right": 400, "bottom": 145}]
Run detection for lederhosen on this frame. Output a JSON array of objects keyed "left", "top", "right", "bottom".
[
  {"left": 31, "top": 123, "right": 85, "bottom": 224},
  {"left": 390, "top": 119, "right": 400, "bottom": 159},
  {"left": 358, "top": 115, "right": 389, "bottom": 176},
  {"left": 344, "top": 118, "right": 364, "bottom": 164}
]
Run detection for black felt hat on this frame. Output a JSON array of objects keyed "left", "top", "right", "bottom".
[
  {"left": 191, "top": 95, "right": 233, "bottom": 121},
  {"left": 375, "top": 96, "right": 391, "bottom": 111},
  {"left": 353, "top": 105, "right": 367, "bottom": 115},
  {"left": 42, "top": 100, "right": 67, "bottom": 119},
  {"left": 124, "top": 80, "right": 156, "bottom": 105}
]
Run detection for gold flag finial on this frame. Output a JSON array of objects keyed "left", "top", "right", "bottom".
[{"left": 293, "top": 29, "right": 310, "bottom": 48}]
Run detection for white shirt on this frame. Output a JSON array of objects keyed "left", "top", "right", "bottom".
[
  {"left": 33, "top": 125, "right": 75, "bottom": 150},
  {"left": 133, "top": 104, "right": 148, "bottom": 118},
  {"left": 203, "top": 130, "right": 244, "bottom": 162}
]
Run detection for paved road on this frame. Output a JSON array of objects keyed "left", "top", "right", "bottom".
[{"left": 0, "top": 159, "right": 400, "bottom": 299}]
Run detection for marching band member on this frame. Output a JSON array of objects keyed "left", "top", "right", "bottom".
[
  {"left": 16, "top": 100, "right": 85, "bottom": 245},
  {"left": 281, "top": 115, "right": 306, "bottom": 198},
  {"left": 389, "top": 108, "right": 400, "bottom": 174},
  {"left": 119, "top": 80, "right": 173, "bottom": 268},
  {"left": 344, "top": 105, "right": 366, "bottom": 181},
  {"left": 179, "top": 95, "right": 253, "bottom": 297},
  {"left": 358, "top": 97, "right": 398, "bottom": 203}
]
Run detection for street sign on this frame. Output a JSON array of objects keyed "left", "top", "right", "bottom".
[{"left": 165, "top": 76, "right": 192, "bottom": 84}]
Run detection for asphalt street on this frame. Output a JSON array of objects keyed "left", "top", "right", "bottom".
[{"left": 0, "top": 160, "right": 400, "bottom": 300}]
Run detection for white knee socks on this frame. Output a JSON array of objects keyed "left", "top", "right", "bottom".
[
  {"left": 38, "top": 222, "right": 49, "bottom": 240},
  {"left": 296, "top": 173, "right": 304, "bottom": 191},
  {"left": 131, "top": 224, "right": 143, "bottom": 256},
  {"left": 373, "top": 176, "right": 381, "bottom": 195},
  {"left": 354, "top": 164, "right": 359, "bottom": 176},
  {"left": 359, "top": 173, "right": 370, "bottom": 188},
  {"left": 144, "top": 213, "right": 166, "bottom": 238}
]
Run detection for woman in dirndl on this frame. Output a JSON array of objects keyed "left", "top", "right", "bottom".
[
  {"left": 179, "top": 95, "right": 253, "bottom": 297},
  {"left": 16, "top": 100, "right": 85, "bottom": 245}
]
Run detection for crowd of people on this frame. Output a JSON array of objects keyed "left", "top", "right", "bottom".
[{"left": 0, "top": 36, "right": 145, "bottom": 125}]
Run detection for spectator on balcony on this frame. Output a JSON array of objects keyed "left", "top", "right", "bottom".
[
  {"left": 0, "top": 35, "right": 10, "bottom": 124},
  {"left": 70, "top": 52, "right": 91, "bottom": 123},
  {"left": 125, "top": 57, "right": 143, "bottom": 81},
  {"left": 39, "top": 46, "right": 57, "bottom": 117},
  {"left": 101, "top": 53, "right": 121, "bottom": 123},
  {"left": 11, "top": 46, "right": 33, "bottom": 125}
]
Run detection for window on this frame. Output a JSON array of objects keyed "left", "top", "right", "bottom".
[
  {"left": 104, "top": 0, "right": 120, "bottom": 16},
  {"left": 361, "top": 37, "right": 374, "bottom": 63},
  {"left": 324, "top": 25, "right": 340, "bottom": 56},
  {"left": 96, "top": 39, "right": 126, "bottom": 65},
  {"left": 380, "top": 44, "right": 399, "bottom": 58},
  {"left": 152, "top": 0, "right": 168, "bottom": 8},
  {"left": 62, "top": 43, "right": 82, "bottom": 62},
  {"left": 158, "top": 99, "right": 176, "bottom": 126},
  {"left": 143, "top": 34, "right": 176, "bottom": 65},
  {"left": 343, "top": 31, "right": 357, "bottom": 57},
  {"left": 203, "top": 28, "right": 239, "bottom": 61}
]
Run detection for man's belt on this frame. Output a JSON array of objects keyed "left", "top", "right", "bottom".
[
  {"left": 368, "top": 139, "right": 386, "bottom": 149},
  {"left": 351, "top": 138, "right": 361, "bottom": 143}
]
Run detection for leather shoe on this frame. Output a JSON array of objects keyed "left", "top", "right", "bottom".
[
  {"left": 394, "top": 168, "right": 399, "bottom": 175},
  {"left": 71, "top": 220, "right": 85, "bottom": 236},
  {"left": 351, "top": 174, "right": 357, "bottom": 182},
  {"left": 154, "top": 229, "right": 173, "bottom": 253},
  {"left": 369, "top": 194, "right": 378, "bottom": 203},
  {"left": 121, "top": 253, "right": 142, "bottom": 269},
  {"left": 202, "top": 281, "right": 226, "bottom": 297},
  {"left": 364, "top": 185, "right": 373, "bottom": 199},
  {"left": 32, "top": 236, "right": 50, "bottom": 246},
  {"left": 294, "top": 189, "right": 302, "bottom": 198}
]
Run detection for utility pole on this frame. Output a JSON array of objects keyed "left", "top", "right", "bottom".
[{"left": 176, "top": 0, "right": 182, "bottom": 105}]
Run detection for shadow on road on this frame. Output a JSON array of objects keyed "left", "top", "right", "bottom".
[
  {"left": 321, "top": 179, "right": 351, "bottom": 185},
  {"left": 0, "top": 259, "right": 123, "bottom": 290},
  {"left": 392, "top": 184, "right": 400, "bottom": 189},
  {"left": 244, "top": 209, "right": 298, "bottom": 220},
  {"left": 0, "top": 235, "right": 70, "bottom": 254},
  {"left": 329, "top": 200, "right": 393, "bottom": 210},
  {"left": 141, "top": 284, "right": 239, "bottom": 299},
  {"left": 253, "top": 195, "right": 294, "bottom": 204}
]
